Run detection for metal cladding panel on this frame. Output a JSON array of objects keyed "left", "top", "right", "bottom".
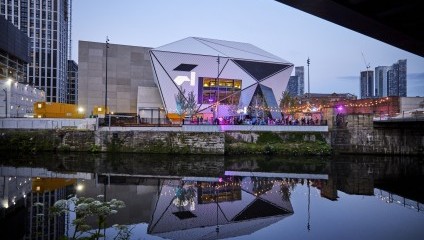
[
  {"left": 233, "top": 60, "right": 291, "bottom": 81},
  {"left": 153, "top": 37, "right": 222, "bottom": 56},
  {"left": 150, "top": 54, "right": 181, "bottom": 112},
  {"left": 260, "top": 84, "right": 282, "bottom": 120},
  {"left": 239, "top": 84, "right": 258, "bottom": 109},
  {"left": 151, "top": 37, "right": 294, "bottom": 116},
  {"left": 259, "top": 65, "right": 294, "bottom": 104},
  {"left": 152, "top": 51, "right": 231, "bottom": 88},
  {"left": 219, "top": 60, "right": 257, "bottom": 89},
  {"left": 151, "top": 50, "right": 264, "bottom": 114},
  {"left": 152, "top": 51, "right": 231, "bottom": 112},
  {"left": 196, "top": 37, "right": 288, "bottom": 63}
]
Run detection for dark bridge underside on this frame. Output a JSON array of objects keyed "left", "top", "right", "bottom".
[{"left": 275, "top": 0, "right": 424, "bottom": 57}]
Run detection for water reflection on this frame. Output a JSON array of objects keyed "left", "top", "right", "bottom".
[
  {"left": 149, "top": 176, "right": 293, "bottom": 239},
  {"left": 0, "top": 153, "right": 423, "bottom": 239}
]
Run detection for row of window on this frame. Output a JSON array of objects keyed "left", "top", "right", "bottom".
[{"left": 200, "top": 78, "right": 242, "bottom": 104}]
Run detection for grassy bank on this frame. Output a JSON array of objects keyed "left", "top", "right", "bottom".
[{"left": 225, "top": 132, "right": 332, "bottom": 156}]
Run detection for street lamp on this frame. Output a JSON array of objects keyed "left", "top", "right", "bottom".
[
  {"left": 2, "top": 78, "right": 12, "bottom": 118},
  {"left": 307, "top": 57, "right": 310, "bottom": 99},
  {"left": 2, "top": 89, "right": 7, "bottom": 118}
]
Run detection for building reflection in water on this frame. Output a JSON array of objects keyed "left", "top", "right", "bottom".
[
  {"left": 148, "top": 176, "right": 294, "bottom": 240},
  {"left": 0, "top": 154, "right": 423, "bottom": 239}
]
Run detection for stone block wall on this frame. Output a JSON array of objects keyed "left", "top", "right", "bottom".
[
  {"left": 226, "top": 131, "right": 330, "bottom": 144},
  {"left": 331, "top": 114, "right": 424, "bottom": 155},
  {"left": 98, "top": 131, "right": 224, "bottom": 154},
  {"left": 0, "top": 130, "right": 225, "bottom": 154}
]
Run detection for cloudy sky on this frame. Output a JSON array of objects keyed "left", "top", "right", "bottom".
[{"left": 72, "top": 0, "right": 424, "bottom": 97}]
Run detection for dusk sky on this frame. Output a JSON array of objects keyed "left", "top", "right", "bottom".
[{"left": 72, "top": 0, "right": 424, "bottom": 97}]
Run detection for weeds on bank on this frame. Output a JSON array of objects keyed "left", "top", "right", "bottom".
[{"left": 49, "top": 195, "right": 131, "bottom": 240}]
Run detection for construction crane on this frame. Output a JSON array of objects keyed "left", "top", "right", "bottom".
[{"left": 361, "top": 52, "right": 372, "bottom": 98}]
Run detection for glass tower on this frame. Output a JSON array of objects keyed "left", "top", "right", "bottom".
[
  {"left": 374, "top": 66, "right": 391, "bottom": 97},
  {"left": 287, "top": 66, "right": 304, "bottom": 96},
  {"left": 0, "top": 0, "right": 70, "bottom": 102},
  {"left": 360, "top": 70, "right": 374, "bottom": 99},
  {"left": 388, "top": 59, "right": 407, "bottom": 97}
]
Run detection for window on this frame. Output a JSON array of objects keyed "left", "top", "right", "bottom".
[{"left": 200, "top": 77, "right": 242, "bottom": 104}]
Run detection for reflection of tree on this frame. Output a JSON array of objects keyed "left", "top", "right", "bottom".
[
  {"left": 252, "top": 177, "right": 274, "bottom": 196},
  {"left": 173, "top": 182, "right": 197, "bottom": 209},
  {"left": 280, "top": 180, "right": 291, "bottom": 201}
]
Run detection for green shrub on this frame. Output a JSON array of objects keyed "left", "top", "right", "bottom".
[{"left": 257, "top": 132, "right": 283, "bottom": 144}]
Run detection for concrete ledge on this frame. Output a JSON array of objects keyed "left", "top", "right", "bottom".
[
  {"left": 0, "top": 118, "right": 96, "bottom": 129},
  {"left": 100, "top": 125, "right": 328, "bottom": 132}
]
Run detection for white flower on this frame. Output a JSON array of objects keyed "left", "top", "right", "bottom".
[
  {"left": 76, "top": 203, "right": 89, "bottom": 211},
  {"left": 53, "top": 199, "right": 67, "bottom": 208}
]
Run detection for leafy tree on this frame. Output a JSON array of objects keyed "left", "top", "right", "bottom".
[
  {"left": 175, "top": 87, "right": 187, "bottom": 117},
  {"left": 175, "top": 88, "right": 198, "bottom": 123},
  {"left": 186, "top": 90, "right": 198, "bottom": 116},
  {"left": 250, "top": 91, "right": 266, "bottom": 119},
  {"left": 280, "top": 91, "right": 295, "bottom": 116}
]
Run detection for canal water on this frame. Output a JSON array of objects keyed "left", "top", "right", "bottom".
[{"left": 0, "top": 153, "right": 423, "bottom": 240}]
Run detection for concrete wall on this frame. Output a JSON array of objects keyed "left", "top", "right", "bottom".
[
  {"left": 400, "top": 97, "right": 424, "bottom": 111},
  {"left": 78, "top": 41, "right": 155, "bottom": 116},
  {"left": 331, "top": 114, "right": 424, "bottom": 155},
  {"left": 0, "top": 118, "right": 96, "bottom": 129}
]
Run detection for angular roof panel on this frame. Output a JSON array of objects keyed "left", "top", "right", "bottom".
[
  {"left": 153, "top": 37, "right": 292, "bottom": 64},
  {"left": 153, "top": 37, "right": 222, "bottom": 56},
  {"left": 195, "top": 37, "right": 288, "bottom": 63},
  {"left": 233, "top": 59, "right": 291, "bottom": 81}
]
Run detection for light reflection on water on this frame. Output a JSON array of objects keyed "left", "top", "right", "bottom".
[{"left": 0, "top": 153, "right": 423, "bottom": 240}]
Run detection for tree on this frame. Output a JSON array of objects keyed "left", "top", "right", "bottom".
[
  {"left": 175, "top": 88, "right": 198, "bottom": 124},
  {"left": 175, "top": 87, "right": 187, "bottom": 118},
  {"left": 186, "top": 90, "right": 197, "bottom": 116},
  {"left": 250, "top": 90, "right": 267, "bottom": 120},
  {"left": 280, "top": 91, "right": 295, "bottom": 116}
]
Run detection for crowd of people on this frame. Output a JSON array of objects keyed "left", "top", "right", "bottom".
[{"left": 186, "top": 115, "right": 326, "bottom": 126}]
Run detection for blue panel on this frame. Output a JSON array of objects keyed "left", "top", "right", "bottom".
[{"left": 260, "top": 84, "right": 282, "bottom": 119}]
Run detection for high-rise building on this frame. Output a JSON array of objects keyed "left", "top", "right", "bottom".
[
  {"left": 0, "top": 0, "right": 70, "bottom": 103},
  {"left": 360, "top": 70, "right": 374, "bottom": 99},
  {"left": 0, "top": 15, "right": 29, "bottom": 82},
  {"left": 286, "top": 66, "right": 304, "bottom": 96},
  {"left": 388, "top": 59, "right": 407, "bottom": 97},
  {"left": 374, "top": 66, "right": 391, "bottom": 97},
  {"left": 295, "top": 66, "right": 304, "bottom": 95},
  {"left": 287, "top": 76, "right": 299, "bottom": 97},
  {"left": 67, "top": 59, "right": 77, "bottom": 104}
]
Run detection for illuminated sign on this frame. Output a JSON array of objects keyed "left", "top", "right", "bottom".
[{"left": 174, "top": 72, "right": 196, "bottom": 86}]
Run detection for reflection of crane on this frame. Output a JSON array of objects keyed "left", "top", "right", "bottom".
[{"left": 361, "top": 52, "right": 372, "bottom": 98}]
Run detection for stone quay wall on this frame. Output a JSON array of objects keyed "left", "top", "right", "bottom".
[
  {"left": 331, "top": 114, "right": 424, "bottom": 155},
  {"left": 0, "top": 129, "right": 224, "bottom": 155},
  {"left": 96, "top": 131, "right": 224, "bottom": 154}
]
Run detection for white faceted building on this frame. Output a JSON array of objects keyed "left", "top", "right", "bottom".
[{"left": 149, "top": 37, "right": 293, "bottom": 121}]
